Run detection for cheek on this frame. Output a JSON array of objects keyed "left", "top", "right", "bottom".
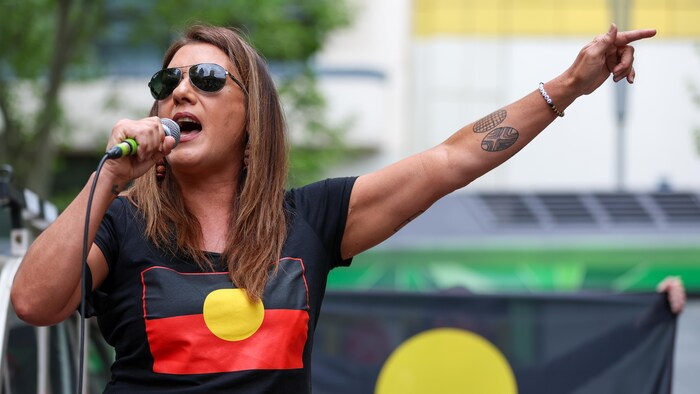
[
  {"left": 222, "top": 106, "right": 247, "bottom": 137},
  {"left": 209, "top": 112, "right": 245, "bottom": 149},
  {"left": 156, "top": 102, "right": 173, "bottom": 118}
]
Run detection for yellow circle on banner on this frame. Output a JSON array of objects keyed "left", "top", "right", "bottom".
[
  {"left": 202, "top": 288, "right": 264, "bottom": 341},
  {"left": 375, "top": 328, "right": 517, "bottom": 394}
]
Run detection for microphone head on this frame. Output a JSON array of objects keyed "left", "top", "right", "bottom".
[{"left": 160, "top": 118, "right": 181, "bottom": 146}]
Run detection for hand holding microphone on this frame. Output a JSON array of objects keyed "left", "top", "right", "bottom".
[{"left": 107, "top": 118, "right": 180, "bottom": 159}]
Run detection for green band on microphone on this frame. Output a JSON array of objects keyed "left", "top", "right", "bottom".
[{"left": 122, "top": 138, "right": 137, "bottom": 156}]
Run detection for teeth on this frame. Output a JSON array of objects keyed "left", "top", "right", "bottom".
[{"left": 177, "top": 117, "right": 199, "bottom": 124}]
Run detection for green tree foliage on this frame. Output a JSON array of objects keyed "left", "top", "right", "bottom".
[
  {"left": 0, "top": 0, "right": 352, "bottom": 201},
  {"left": 0, "top": 0, "right": 104, "bottom": 196},
  {"left": 135, "top": 0, "right": 350, "bottom": 62}
]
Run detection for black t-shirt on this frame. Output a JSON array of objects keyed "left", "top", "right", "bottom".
[{"left": 88, "top": 177, "right": 357, "bottom": 393}]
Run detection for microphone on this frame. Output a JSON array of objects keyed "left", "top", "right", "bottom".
[{"left": 106, "top": 118, "right": 181, "bottom": 159}]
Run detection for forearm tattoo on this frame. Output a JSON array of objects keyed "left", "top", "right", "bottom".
[
  {"left": 111, "top": 183, "right": 124, "bottom": 196},
  {"left": 394, "top": 210, "right": 424, "bottom": 232},
  {"left": 473, "top": 109, "right": 507, "bottom": 133},
  {"left": 472, "top": 109, "right": 519, "bottom": 152},
  {"left": 481, "top": 127, "right": 519, "bottom": 152}
]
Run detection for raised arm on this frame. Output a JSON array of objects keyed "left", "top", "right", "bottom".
[{"left": 341, "top": 24, "right": 656, "bottom": 259}]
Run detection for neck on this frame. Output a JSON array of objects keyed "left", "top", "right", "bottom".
[
  {"left": 174, "top": 163, "right": 241, "bottom": 203},
  {"left": 174, "top": 168, "right": 242, "bottom": 253}
]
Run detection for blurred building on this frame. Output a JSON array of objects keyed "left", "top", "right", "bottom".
[{"left": 314, "top": 0, "right": 700, "bottom": 192}]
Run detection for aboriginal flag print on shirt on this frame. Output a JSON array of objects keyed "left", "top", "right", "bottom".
[{"left": 141, "top": 258, "right": 310, "bottom": 375}]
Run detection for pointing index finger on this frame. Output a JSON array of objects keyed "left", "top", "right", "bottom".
[{"left": 614, "top": 28, "right": 657, "bottom": 46}]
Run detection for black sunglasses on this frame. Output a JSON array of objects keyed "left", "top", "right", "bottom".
[{"left": 148, "top": 63, "right": 248, "bottom": 100}]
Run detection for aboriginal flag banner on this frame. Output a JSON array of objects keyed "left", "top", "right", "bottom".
[{"left": 312, "top": 291, "right": 677, "bottom": 394}]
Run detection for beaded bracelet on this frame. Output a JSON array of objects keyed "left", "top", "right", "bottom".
[{"left": 538, "top": 82, "right": 565, "bottom": 117}]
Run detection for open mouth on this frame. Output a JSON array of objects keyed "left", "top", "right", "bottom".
[{"left": 176, "top": 118, "right": 202, "bottom": 134}]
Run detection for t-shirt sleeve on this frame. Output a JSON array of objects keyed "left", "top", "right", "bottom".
[
  {"left": 93, "top": 197, "right": 125, "bottom": 274},
  {"left": 81, "top": 197, "right": 126, "bottom": 317},
  {"left": 290, "top": 177, "right": 357, "bottom": 269}
]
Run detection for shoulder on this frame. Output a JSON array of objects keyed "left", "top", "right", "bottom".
[
  {"left": 108, "top": 195, "right": 138, "bottom": 215},
  {"left": 103, "top": 196, "right": 143, "bottom": 229},
  {"left": 286, "top": 177, "right": 357, "bottom": 205},
  {"left": 283, "top": 177, "right": 357, "bottom": 235}
]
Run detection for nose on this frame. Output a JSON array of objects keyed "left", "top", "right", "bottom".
[{"left": 172, "top": 68, "right": 196, "bottom": 104}]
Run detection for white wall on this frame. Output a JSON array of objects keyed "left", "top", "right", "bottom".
[{"left": 316, "top": 0, "right": 412, "bottom": 176}]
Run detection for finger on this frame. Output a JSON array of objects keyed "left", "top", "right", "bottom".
[
  {"left": 626, "top": 66, "right": 636, "bottom": 84},
  {"left": 162, "top": 135, "right": 177, "bottom": 155},
  {"left": 583, "top": 23, "right": 617, "bottom": 61},
  {"left": 109, "top": 119, "right": 133, "bottom": 148},
  {"left": 656, "top": 276, "right": 676, "bottom": 292},
  {"left": 614, "top": 28, "right": 657, "bottom": 46},
  {"left": 670, "top": 287, "right": 686, "bottom": 314},
  {"left": 657, "top": 276, "right": 686, "bottom": 314},
  {"left": 136, "top": 119, "right": 164, "bottom": 161},
  {"left": 613, "top": 45, "right": 635, "bottom": 75},
  {"left": 604, "top": 23, "right": 618, "bottom": 49},
  {"left": 597, "top": 24, "right": 619, "bottom": 73}
]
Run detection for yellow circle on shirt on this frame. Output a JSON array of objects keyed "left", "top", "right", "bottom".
[
  {"left": 375, "top": 328, "right": 517, "bottom": 394},
  {"left": 202, "top": 288, "right": 264, "bottom": 341}
]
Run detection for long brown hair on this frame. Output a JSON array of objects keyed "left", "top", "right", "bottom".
[{"left": 127, "top": 25, "right": 289, "bottom": 300}]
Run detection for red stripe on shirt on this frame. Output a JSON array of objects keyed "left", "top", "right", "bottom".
[{"left": 146, "top": 309, "right": 309, "bottom": 374}]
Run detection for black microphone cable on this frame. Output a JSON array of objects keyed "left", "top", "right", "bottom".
[
  {"left": 78, "top": 152, "right": 109, "bottom": 394},
  {"left": 76, "top": 119, "right": 178, "bottom": 393}
]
